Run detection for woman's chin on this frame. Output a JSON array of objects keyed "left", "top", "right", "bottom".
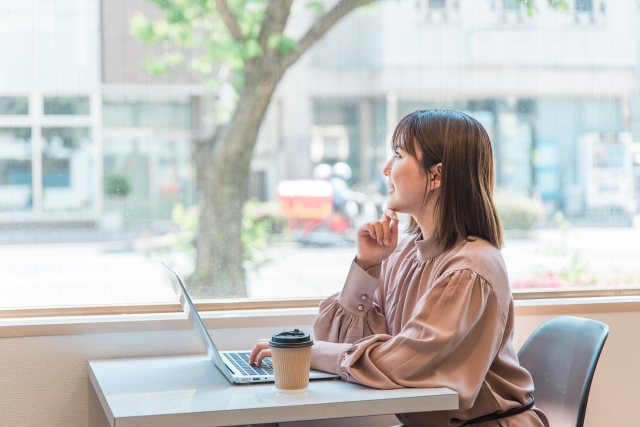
[
  {"left": 386, "top": 197, "right": 412, "bottom": 214},
  {"left": 386, "top": 202, "right": 402, "bottom": 213}
]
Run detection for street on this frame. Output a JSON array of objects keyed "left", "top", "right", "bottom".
[{"left": 2, "top": 225, "right": 640, "bottom": 308}]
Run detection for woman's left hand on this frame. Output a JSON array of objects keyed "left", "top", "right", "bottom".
[{"left": 249, "top": 339, "right": 271, "bottom": 367}]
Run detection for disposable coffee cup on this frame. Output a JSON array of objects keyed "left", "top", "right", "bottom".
[{"left": 269, "top": 329, "right": 314, "bottom": 393}]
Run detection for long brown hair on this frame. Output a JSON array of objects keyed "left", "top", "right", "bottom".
[{"left": 391, "top": 109, "right": 503, "bottom": 249}]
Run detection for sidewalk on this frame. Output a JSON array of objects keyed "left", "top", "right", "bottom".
[{"left": 3, "top": 226, "right": 640, "bottom": 308}]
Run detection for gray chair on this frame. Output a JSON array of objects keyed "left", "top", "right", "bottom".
[
  {"left": 393, "top": 316, "right": 609, "bottom": 427},
  {"left": 518, "top": 316, "right": 609, "bottom": 427}
]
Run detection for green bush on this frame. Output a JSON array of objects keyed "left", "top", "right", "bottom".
[
  {"left": 104, "top": 174, "right": 131, "bottom": 197},
  {"left": 170, "top": 199, "right": 288, "bottom": 274},
  {"left": 494, "top": 189, "right": 545, "bottom": 230}
]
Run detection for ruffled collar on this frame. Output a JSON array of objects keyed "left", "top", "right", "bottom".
[
  {"left": 414, "top": 234, "right": 447, "bottom": 261},
  {"left": 414, "top": 233, "right": 465, "bottom": 261}
]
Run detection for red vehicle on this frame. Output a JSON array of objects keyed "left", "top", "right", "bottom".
[{"left": 277, "top": 180, "right": 351, "bottom": 244}]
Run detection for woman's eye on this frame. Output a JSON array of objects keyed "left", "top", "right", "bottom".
[{"left": 393, "top": 149, "right": 401, "bottom": 158}]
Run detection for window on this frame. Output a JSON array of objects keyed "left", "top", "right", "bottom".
[
  {"left": 1, "top": 0, "right": 640, "bottom": 313},
  {"left": 502, "top": 0, "right": 523, "bottom": 23},
  {"left": 41, "top": 128, "right": 94, "bottom": 211},
  {"left": 0, "top": 97, "right": 29, "bottom": 115},
  {"left": 415, "top": 0, "right": 459, "bottom": 23},
  {"left": 102, "top": 98, "right": 193, "bottom": 130},
  {"left": 44, "top": 97, "right": 90, "bottom": 115},
  {"left": 0, "top": 128, "right": 32, "bottom": 212},
  {"left": 575, "top": 0, "right": 606, "bottom": 25}
]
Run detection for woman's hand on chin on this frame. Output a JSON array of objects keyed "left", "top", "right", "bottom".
[{"left": 355, "top": 209, "right": 399, "bottom": 270}]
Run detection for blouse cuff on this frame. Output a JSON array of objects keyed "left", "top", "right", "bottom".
[
  {"left": 310, "top": 341, "right": 353, "bottom": 375},
  {"left": 337, "top": 260, "right": 381, "bottom": 316}
]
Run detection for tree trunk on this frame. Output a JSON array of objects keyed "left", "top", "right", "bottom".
[{"left": 191, "top": 66, "right": 281, "bottom": 298}]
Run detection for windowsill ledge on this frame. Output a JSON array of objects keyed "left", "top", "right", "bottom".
[
  {"left": 3, "top": 296, "right": 640, "bottom": 338},
  {"left": 0, "top": 307, "right": 320, "bottom": 338}
]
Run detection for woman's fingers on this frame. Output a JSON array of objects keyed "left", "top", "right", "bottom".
[
  {"left": 249, "top": 339, "right": 270, "bottom": 365},
  {"left": 359, "top": 218, "right": 395, "bottom": 245},
  {"left": 255, "top": 349, "right": 272, "bottom": 367},
  {"left": 382, "top": 210, "right": 398, "bottom": 243},
  {"left": 390, "top": 214, "right": 399, "bottom": 234},
  {"left": 389, "top": 215, "right": 399, "bottom": 245},
  {"left": 383, "top": 208, "right": 398, "bottom": 222},
  {"left": 363, "top": 222, "right": 377, "bottom": 240},
  {"left": 380, "top": 219, "right": 391, "bottom": 245},
  {"left": 372, "top": 221, "right": 385, "bottom": 245}
]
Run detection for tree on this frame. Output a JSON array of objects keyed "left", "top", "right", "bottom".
[
  {"left": 131, "top": 0, "right": 376, "bottom": 297},
  {"left": 131, "top": 0, "right": 567, "bottom": 298}
]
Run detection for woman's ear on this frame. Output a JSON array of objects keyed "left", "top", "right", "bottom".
[{"left": 429, "top": 163, "right": 443, "bottom": 190}]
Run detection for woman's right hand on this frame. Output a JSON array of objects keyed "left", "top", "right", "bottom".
[
  {"left": 355, "top": 209, "right": 399, "bottom": 270},
  {"left": 249, "top": 339, "right": 271, "bottom": 367}
]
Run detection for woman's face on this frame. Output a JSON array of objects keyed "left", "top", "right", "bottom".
[{"left": 383, "top": 144, "right": 430, "bottom": 217}]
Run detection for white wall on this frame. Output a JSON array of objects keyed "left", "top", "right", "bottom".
[{"left": 0, "top": 311, "right": 637, "bottom": 427}]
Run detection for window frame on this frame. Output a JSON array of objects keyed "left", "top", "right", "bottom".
[{"left": 3, "top": 287, "right": 640, "bottom": 319}]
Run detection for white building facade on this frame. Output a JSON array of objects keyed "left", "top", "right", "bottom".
[{"left": 254, "top": 0, "right": 638, "bottom": 221}]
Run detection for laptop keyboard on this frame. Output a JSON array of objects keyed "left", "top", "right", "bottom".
[{"left": 226, "top": 352, "right": 273, "bottom": 376}]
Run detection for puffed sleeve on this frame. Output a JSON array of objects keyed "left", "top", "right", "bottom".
[
  {"left": 339, "top": 269, "right": 506, "bottom": 411},
  {"left": 310, "top": 260, "right": 389, "bottom": 374}
]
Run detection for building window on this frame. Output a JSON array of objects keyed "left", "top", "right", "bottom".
[
  {"left": 102, "top": 98, "right": 193, "bottom": 130},
  {"left": 502, "top": 0, "right": 523, "bottom": 23},
  {"left": 0, "top": 97, "right": 29, "bottom": 115},
  {"left": 41, "top": 127, "right": 94, "bottom": 211},
  {"left": 44, "top": 96, "right": 90, "bottom": 115},
  {"left": 0, "top": 128, "right": 32, "bottom": 212},
  {"left": 576, "top": 0, "right": 593, "bottom": 11},
  {"left": 575, "top": 0, "right": 606, "bottom": 24},
  {"left": 415, "top": 0, "right": 459, "bottom": 23}
]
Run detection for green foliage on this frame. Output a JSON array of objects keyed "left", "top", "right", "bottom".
[
  {"left": 494, "top": 190, "right": 545, "bottom": 231},
  {"left": 267, "top": 33, "right": 300, "bottom": 54},
  {"left": 356, "top": 3, "right": 378, "bottom": 13},
  {"left": 512, "top": 212, "right": 598, "bottom": 289},
  {"left": 243, "top": 199, "right": 288, "bottom": 271},
  {"left": 104, "top": 174, "right": 131, "bottom": 197},
  {"left": 170, "top": 204, "right": 199, "bottom": 261},
  {"left": 130, "top": 0, "right": 272, "bottom": 88},
  {"left": 540, "top": 213, "right": 596, "bottom": 284},
  {"left": 512, "top": 0, "right": 569, "bottom": 16},
  {"left": 131, "top": 0, "right": 307, "bottom": 123},
  {"left": 170, "top": 200, "right": 287, "bottom": 274},
  {"left": 306, "top": 1, "right": 325, "bottom": 13},
  {"left": 130, "top": 0, "right": 571, "bottom": 113},
  {"left": 242, "top": 199, "right": 276, "bottom": 271}
]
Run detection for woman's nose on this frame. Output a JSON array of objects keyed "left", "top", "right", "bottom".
[{"left": 383, "top": 157, "right": 392, "bottom": 176}]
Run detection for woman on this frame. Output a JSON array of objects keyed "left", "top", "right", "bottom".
[{"left": 251, "top": 110, "right": 549, "bottom": 427}]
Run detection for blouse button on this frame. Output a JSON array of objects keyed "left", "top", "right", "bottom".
[
  {"left": 361, "top": 294, "right": 367, "bottom": 300},
  {"left": 357, "top": 305, "right": 364, "bottom": 311}
]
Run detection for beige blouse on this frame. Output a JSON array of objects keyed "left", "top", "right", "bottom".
[{"left": 310, "top": 234, "right": 549, "bottom": 427}]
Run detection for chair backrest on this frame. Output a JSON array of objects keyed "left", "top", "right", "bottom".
[{"left": 517, "top": 316, "right": 609, "bottom": 427}]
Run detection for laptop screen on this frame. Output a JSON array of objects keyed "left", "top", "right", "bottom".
[{"left": 162, "top": 263, "right": 231, "bottom": 377}]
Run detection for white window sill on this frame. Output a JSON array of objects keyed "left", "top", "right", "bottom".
[
  {"left": 2, "top": 297, "right": 640, "bottom": 338},
  {"left": 0, "top": 307, "right": 320, "bottom": 338}
]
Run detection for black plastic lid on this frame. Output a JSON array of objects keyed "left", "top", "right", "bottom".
[{"left": 268, "top": 329, "right": 314, "bottom": 348}]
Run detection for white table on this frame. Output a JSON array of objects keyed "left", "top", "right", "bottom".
[{"left": 89, "top": 355, "right": 459, "bottom": 427}]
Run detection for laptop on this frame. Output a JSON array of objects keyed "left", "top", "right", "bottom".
[{"left": 162, "top": 262, "right": 340, "bottom": 384}]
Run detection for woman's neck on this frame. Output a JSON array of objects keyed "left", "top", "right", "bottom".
[
  {"left": 415, "top": 214, "right": 436, "bottom": 239},
  {"left": 413, "top": 191, "right": 439, "bottom": 239}
]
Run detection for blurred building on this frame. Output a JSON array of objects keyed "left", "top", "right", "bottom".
[
  {"left": 0, "top": 0, "right": 638, "bottom": 227},
  {"left": 255, "top": 0, "right": 639, "bottom": 222},
  {"left": 0, "top": 0, "right": 201, "bottom": 228}
]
